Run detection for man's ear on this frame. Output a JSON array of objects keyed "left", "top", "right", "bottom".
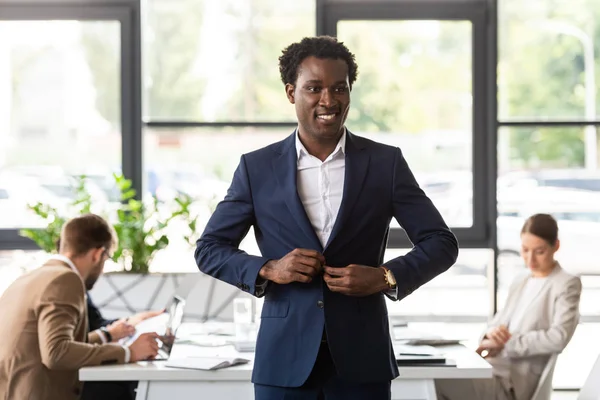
[
  {"left": 91, "top": 247, "right": 104, "bottom": 264},
  {"left": 285, "top": 83, "right": 295, "bottom": 104}
]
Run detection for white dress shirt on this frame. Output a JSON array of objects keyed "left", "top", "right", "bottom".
[
  {"left": 48, "top": 255, "right": 130, "bottom": 362},
  {"left": 295, "top": 130, "right": 397, "bottom": 298},
  {"left": 295, "top": 131, "right": 346, "bottom": 247}
]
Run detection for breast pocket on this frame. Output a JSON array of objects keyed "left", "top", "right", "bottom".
[{"left": 261, "top": 298, "right": 290, "bottom": 318}]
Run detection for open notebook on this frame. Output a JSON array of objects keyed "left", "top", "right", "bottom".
[{"left": 166, "top": 357, "right": 250, "bottom": 371}]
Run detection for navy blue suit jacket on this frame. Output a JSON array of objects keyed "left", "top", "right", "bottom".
[{"left": 195, "top": 131, "right": 458, "bottom": 387}]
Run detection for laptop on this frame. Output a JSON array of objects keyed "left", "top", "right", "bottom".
[{"left": 121, "top": 295, "right": 186, "bottom": 360}]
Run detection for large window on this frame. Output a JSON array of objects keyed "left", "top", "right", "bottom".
[
  {"left": 142, "top": 0, "right": 316, "bottom": 264},
  {"left": 498, "top": 0, "right": 600, "bottom": 388},
  {"left": 0, "top": 20, "right": 122, "bottom": 229},
  {"left": 337, "top": 20, "right": 473, "bottom": 228},
  {"left": 499, "top": 0, "right": 600, "bottom": 121},
  {"left": 144, "top": 0, "right": 315, "bottom": 122}
]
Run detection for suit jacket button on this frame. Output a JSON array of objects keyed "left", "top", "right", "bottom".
[{"left": 317, "top": 300, "right": 324, "bottom": 309}]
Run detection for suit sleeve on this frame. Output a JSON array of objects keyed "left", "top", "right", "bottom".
[
  {"left": 504, "top": 276, "right": 582, "bottom": 358},
  {"left": 37, "top": 272, "right": 126, "bottom": 370},
  {"left": 87, "top": 295, "right": 115, "bottom": 331},
  {"left": 382, "top": 148, "right": 459, "bottom": 301},
  {"left": 195, "top": 155, "right": 270, "bottom": 296}
]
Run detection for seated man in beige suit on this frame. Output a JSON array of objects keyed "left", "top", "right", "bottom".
[
  {"left": 0, "top": 214, "right": 160, "bottom": 400},
  {"left": 436, "top": 213, "right": 582, "bottom": 400}
]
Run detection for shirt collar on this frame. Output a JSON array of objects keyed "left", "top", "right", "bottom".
[
  {"left": 295, "top": 127, "right": 347, "bottom": 160},
  {"left": 48, "top": 254, "right": 82, "bottom": 280}
]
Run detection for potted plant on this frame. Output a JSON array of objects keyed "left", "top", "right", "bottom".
[{"left": 20, "top": 173, "right": 201, "bottom": 319}]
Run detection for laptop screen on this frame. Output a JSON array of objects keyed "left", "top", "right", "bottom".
[
  {"left": 165, "top": 295, "right": 185, "bottom": 337},
  {"left": 159, "top": 295, "right": 186, "bottom": 357}
]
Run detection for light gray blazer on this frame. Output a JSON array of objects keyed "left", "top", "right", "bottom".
[{"left": 484, "top": 263, "right": 582, "bottom": 400}]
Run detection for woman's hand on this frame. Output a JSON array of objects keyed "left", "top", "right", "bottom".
[
  {"left": 476, "top": 338, "right": 505, "bottom": 358},
  {"left": 486, "top": 325, "right": 511, "bottom": 345}
]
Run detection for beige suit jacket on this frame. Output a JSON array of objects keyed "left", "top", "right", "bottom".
[
  {"left": 484, "top": 263, "right": 581, "bottom": 400},
  {"left": 0, "top": 260, "right": 126, "bottom": 400}
]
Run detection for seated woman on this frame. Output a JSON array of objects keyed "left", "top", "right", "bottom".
[{"left": 436, "top": 213, "right": 582, "bottom": 400}]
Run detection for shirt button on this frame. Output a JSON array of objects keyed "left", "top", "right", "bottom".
[{"left": 317, "top": 300, "right": 324, "bottom": 309}]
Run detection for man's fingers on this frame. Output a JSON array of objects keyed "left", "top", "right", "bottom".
[
  {"left": 143, "top": 332, "right": 160, "bottom": 339},
  {"left": 325, "top": 281, "right": 352, "bottom": 295},
  {"left": 292, "top": 249, "right": 325, "bottom": 263},
  {"left": 292, "top": 262, "right": 321, "bottom": 277},
  {"left": 294, "top": 255, "right": 323, "bottom": 270},
  {"left": 291, "top": 273, "right": 312, "bottom": 283},
  {"left": 324, "top": 274, "right": 348, "bottom": 288},
  {"left": 324, "top": 266, "right": 347, "bottom": 277}
]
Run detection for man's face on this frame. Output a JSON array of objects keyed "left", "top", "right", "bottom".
[{"left": 285, "top": 56, "right": 351, "bottom": 142}]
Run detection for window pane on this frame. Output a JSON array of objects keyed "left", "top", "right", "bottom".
[
  {"left": 0, "top": 21, "right": 122, "bottom": 229},
  {"left": 144, "top": 0, "right": 315, "bottom": 121},
  {"left": 385, "top": 249, "right": 491, "bottom": 321},
  {"left": 337, "top": 20, "right": 473, "bottom": 227},
  {"left": 498, "top": 126, "right": 600, "bottom": 388},
  {"left": 144, "top": 126, "right": 292, "bottom": 272},
  {"left": 499, "top": 0, "right": 600, "bottom": 120},
  {"left": 498, "top": 127, "right": 600, "bottom": 281}
]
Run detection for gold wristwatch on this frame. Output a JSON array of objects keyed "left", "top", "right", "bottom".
[{"left": 381, "top": 266, "right": 397, "bottom": 289}]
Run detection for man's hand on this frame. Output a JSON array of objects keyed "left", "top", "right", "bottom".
[
  {"left": 128, "top": 332, "right": 160, "bottom": 362},
  {"left": 106, "top": 319, "right": 136, "bottom": 341},
  {"left": 476, "top": 338, "right": 505, "bottom": 358},
  {"left": 486, "top": 325, "right": 511, "bottom": 345},
  {"left": 323, "top": 265, "right": 388, "bottom": 297},
  {"left": 127, "top": 309, "right": 165, "bottom": 326},
  {"left": 258, "top": 249, "right": 325, "bottom": 285}
]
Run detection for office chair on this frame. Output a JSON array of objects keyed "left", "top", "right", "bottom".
[
  {"left": 578, "top": 353, "right": 600, "bottom": 400},
  {"left": 530, "top": 354, "right": 558, "bottom": 400}
]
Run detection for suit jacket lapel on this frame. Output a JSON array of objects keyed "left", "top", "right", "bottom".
[
  {"left": 272, "top": 132, "right": 323, "bottom": 251},
  {"left": 325, "top": 131, "right": 370, "bottom": 251}
]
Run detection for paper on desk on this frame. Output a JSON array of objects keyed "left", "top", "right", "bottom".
[
  {"left": 166, "top": 357, "right": 249, "bottom": 371},
  {"left": 395, "top": 344, "right": 442, "bottom": 356},
  {"left": 120, "top": 313, "right": 170, "bottom": 346}
]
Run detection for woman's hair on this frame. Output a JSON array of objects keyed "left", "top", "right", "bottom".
[
  {"left": 58, "top": 213, "right": 117, "bottom": 256},
  {"left": 521, "top": 213, "right": 559, "bottom": 246}
]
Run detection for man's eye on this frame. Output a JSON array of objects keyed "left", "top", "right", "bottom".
[
  {"left": 307, "top": 87, "right": 321, "bottom": 93},
  {"left": 335, "top": 87, "right": 347, "bottom": 93}
]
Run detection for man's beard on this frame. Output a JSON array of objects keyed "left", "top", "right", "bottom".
[
  {"left": 85, "top": 277, "right": 97, "bottom": 291},
  {"left": 85, "top": 261, "right": 103, "bottom": 290}
]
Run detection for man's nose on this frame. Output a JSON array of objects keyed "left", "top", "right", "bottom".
[{"left": 319, "top": 89, "right": 336, "bottom": 108}]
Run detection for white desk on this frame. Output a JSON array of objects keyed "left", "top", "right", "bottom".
[{"left": 80, "top": 343, "right": 491, "bottom": 400}]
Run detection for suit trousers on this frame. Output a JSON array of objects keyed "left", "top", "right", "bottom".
[
  {"left": 254, "top": 338, "right": 391, "bottom": 400},
  {"left": 81, "top": 380, "right": 137, "bottom": 400}
]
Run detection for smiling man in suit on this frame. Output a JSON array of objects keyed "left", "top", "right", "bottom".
[
  {"left": 0, "top": 214, "right": 160, "bottom": 400},
  {"left": 195, "top": 36, "right": 459, "bottom": 400}
]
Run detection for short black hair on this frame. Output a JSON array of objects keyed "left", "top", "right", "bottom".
[{"left": 278, "top": 36, "right": 358, "bottom": 88}]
